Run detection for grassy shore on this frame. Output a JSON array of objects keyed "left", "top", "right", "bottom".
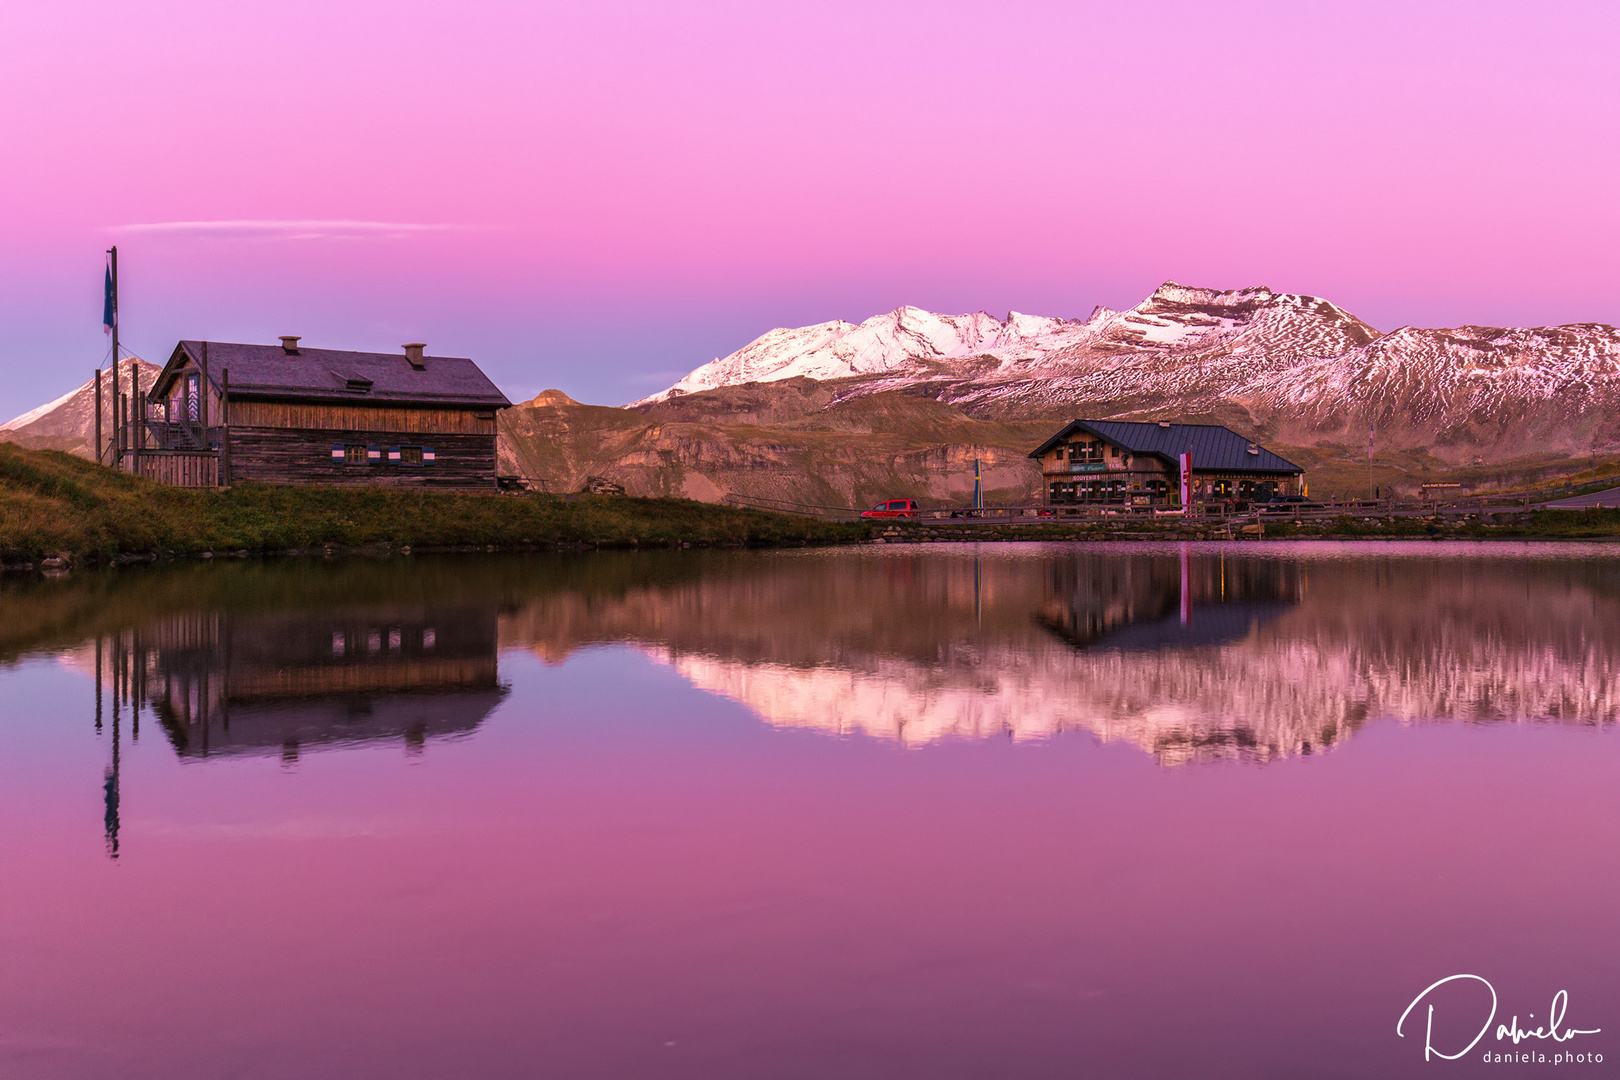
[
  {"left": 0, "top": 445, "right": 863, "bottom": 566},
  {"left": 6, "top": 445, "right": 1618, "bottom": 568}
]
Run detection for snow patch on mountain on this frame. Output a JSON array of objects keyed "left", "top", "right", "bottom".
[
  {"left": 632, "top": 281, "right": 1620, "bottom": 458},
  {"left": 1, "top": 382, "right": 88, "bottom": 431},
  {"left": 635, "top": 283, "right": 1381, "bottom": 406},
  {"left": 0, "top": 360, "right": 161, "bottom": 446},
  {"left": 636, "top": 305, "right": 1084, "bottom": 404}
]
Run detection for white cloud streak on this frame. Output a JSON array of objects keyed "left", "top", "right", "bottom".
[{"left": 112, "top": 220, "right": 464, "bottom": 240}]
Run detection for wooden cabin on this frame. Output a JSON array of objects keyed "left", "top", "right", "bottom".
[
  {"left": 133, "top": 337, "right": 511, "bottom": 488},
  {"left": 1030, "top": 420, "right": 1304, "bottom": 507}
]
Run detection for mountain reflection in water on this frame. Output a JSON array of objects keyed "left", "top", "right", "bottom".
[
  {"left": 493, "top": 545, "right": 1620, "bottom": 764},
  {"left": 6, "top": 544, "right": 1618, "bottom": 781},
  {"left": 8, "top": 544, "right": 1619, "bottom": 1078}
]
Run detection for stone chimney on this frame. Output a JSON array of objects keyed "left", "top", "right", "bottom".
[
  {"left": 280, "top": 336, "right": 301, "bottom": 354},
  {"left": 403, "top": 343, "right": 426, "bottom": 370}
]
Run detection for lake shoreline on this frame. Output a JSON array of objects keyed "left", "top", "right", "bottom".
[
  {"left": 8, "top": 519, "right": 1620, "bottom": 576},
  {"left": 6, "top": 445, "right": 1619, "bottom": 574},
  {"left": 0, "top": 444, "right": 864, "bottom": 570},
  {"left": 861, "top": 510, "right": 1620, "bottom": 545}
]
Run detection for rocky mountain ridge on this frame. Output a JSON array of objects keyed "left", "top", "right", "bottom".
[{"left": 640, "top": 282, "right": 1620, "bottom": 464}]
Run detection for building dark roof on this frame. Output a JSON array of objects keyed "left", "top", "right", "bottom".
[
  {"left": 1029, "top": 420, "right": 1302, "bottom": 474},
  {"left": 154, "top": 341, "right": 512, "bottom": 409}
]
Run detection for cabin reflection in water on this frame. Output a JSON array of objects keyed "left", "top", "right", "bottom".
[
  {"left": 1038, "top": 551, "right": 1304, "bottom": 651},
  {"left": 145, "top": 608, "right": 507, "bottom": 761}
]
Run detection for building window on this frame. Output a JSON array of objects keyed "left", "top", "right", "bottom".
[
  {"left": 1068, "top": 440, "right": 1104, "bottom": 463},
  {"left": 400, "top": 445, "right": 424, "bottom": 466},
  {"left": 344, "top": 444, "right": 367, "bottom": 465}
]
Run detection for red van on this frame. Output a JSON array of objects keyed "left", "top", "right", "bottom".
[{"left": 861, "top": 499, "right": 920, "bottom": 519}]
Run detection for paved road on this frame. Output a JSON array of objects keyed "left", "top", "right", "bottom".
[{"left": 1545, "top": 486, "right": 1620, "bottom": 509}]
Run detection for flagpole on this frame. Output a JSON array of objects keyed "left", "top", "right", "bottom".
[{"left": 108, "top": 246, "right": 120, "bottom": 466}]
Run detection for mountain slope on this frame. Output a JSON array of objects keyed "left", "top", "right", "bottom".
[
  {"left": 1, "top": 361, "right": 162, "bottom": 459},
  {"left": 499, "top": 383, "right": 1054, "bottom": 506},
  {"left": 637, "top": 283, "right": 1620, "bottom": 465}
]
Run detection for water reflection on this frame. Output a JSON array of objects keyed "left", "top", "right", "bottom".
[
  {"left": 143, "top": 609, "right": 503, "bottom": 760},
  {"left": 23, "top": 566, "right": 510, "bottom": 856},
  {"left": 6, "top": 545, "right": 1620, "bottom": 784},
  {"left": 1037, "top": 550, "right": 1303, "bottom": 651},
  {"left": 7, "top": 547, "right": 1617, "bottom": 1078},
  {"left": 493, "top": 545, "right": 1620, "bottom": 763}
]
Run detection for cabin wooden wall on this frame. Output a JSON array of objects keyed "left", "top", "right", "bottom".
[
  {"left": 228, "top": 402, "right": 496, "bottom": 435},
  {"left": 226, "top": 427, "right": 497, "bottom": 488}
]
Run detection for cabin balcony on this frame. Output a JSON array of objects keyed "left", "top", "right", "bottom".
[{"left": 143, "top": 420, "right": 223, "bottom": 452}]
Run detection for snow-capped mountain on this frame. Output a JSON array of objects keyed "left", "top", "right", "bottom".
[
  {"left": 1, "top": 360, "right": 161, "bottom": 457},
  {"left": 637, "top": 284, "right": 1379, "bottom": 404},
  {"left": 637, "top": 283, "right": 1620, "bottom": 460},
  {"left": 639, "top": 307, "right": 1086, "bottom": 401}
]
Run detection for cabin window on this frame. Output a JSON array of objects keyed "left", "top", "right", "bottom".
[
  {"left": 400, "top": 446, "right": 424, "bottom": 467},
  {"left": 1109, "top": 445, "right": 1120, "bottom": 458},
  {"left": 344, "top": 444, "right": 367, "bottom": 465}
]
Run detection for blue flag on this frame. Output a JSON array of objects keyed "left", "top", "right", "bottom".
[{"left": 103, "top": 262, "right": 115, "bottom": 336}]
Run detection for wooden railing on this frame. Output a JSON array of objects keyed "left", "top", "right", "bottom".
[{"left": 143, "top": 419, "right": 222, "bottom": 452}]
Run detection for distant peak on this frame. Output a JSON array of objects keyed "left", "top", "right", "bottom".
[
  {"left": 529, "top": 388, "right": 579, "bottom": 407},
  {"left": 1147, "top": 282, "right": 1277, "bottom": 307}
]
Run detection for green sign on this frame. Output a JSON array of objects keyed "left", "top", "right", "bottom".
[{"left": 1069, "top": 462, "right": 1107, "bottom": 473}]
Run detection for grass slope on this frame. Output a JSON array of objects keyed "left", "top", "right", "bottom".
[
  {"left": 499, "top": 384, "right": 1054, "bottom": 507},
  {"left": 0, "top": 445, "right": 861, "bottom": 564}
]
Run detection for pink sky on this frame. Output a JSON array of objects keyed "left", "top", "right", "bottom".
[{"left": 3, "top": 0, "right": 1618, "bottom": 416}]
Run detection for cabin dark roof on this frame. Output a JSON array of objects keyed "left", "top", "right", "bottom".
[
  {"left": 155, "top": 341, "right": 512, "bottom": 408},
  {"left": 1029, "top": 420, "right": 1302, "bottom": 474}
]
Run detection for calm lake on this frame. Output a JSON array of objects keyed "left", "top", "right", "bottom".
[{"left": 2, "top": 542, "right": 1617, "bottom": 1079}]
